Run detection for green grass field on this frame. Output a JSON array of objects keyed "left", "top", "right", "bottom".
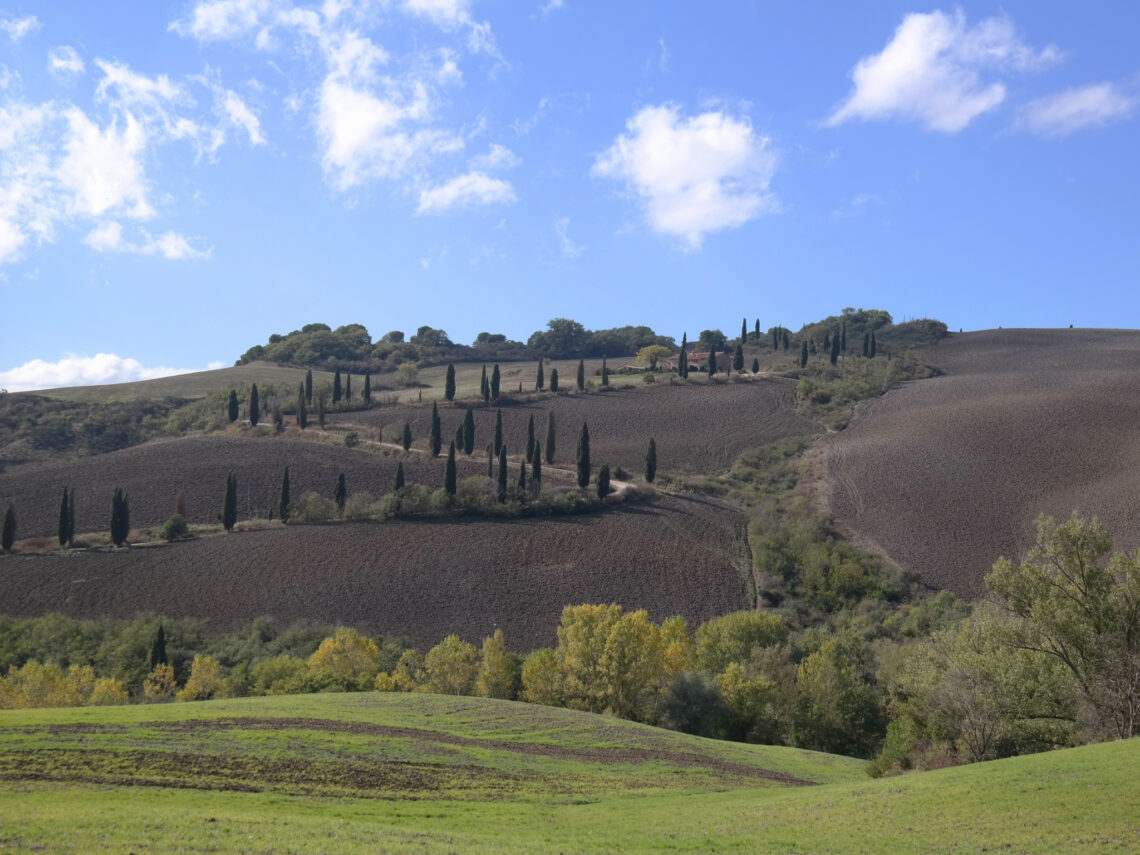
[{"left": 0, "top": 693, "right": 1135, "bottom": 853}]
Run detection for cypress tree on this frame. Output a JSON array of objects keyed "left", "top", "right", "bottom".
[
  {"left": 752, "top": 357, "right": 760, "bottom": 373},
  {"left": 488, "top": 444, "right": 494, "bottom": 478},
  {"left": 402, "top": 421, "right": 412, "bottom": 452},
  {"left": 545, "top": 412, "right": 556, "bottom": 464},
  {"left": 445, "top": 364, "right": 457, "bottom": 402},
  {"left": 525, "top": 414, "right": 536, "bottom": 463},
  {"left": 862, "top": 332, "right": 870, "bottom": 358},
  {"left": 645, "top": 438, "right": 657, "bottom": 483},
  {"left": 576, "top": 422, "right": 590, "bottom": 489},
  {"left": 67, "top": 486, "right": 75, "bottom": 546},
  {"left": 305, "top": 369, "right": 313, "bottom": 404},
  {"left": 532, "top": 441, "right": 542, "bottom": 484},
  {"left": 841, "top": 323, "right": 847, "bottom": 354},
  {"left": 149, "top": 625, "right": 168, "bottom": 669},
  {"left": 58, "top": 487, "right": 70, "bottom": 547},
  {"left": 227, "top": 389, "right": 239, "bottom": 422},
  {"left": 279, "top": 467, "right": 291, "bottom": 523},
  {"left": 601, "top": 356, "right": 609, "bottom": 386},
  {"left": 550, "top": 368, "right": 559, "bottom": 392},
  {"left": 741, "top": 317, "right": 748, "bottom": 344},
  {"left": 297, "top": 392, "right": 308, "bottom": 429},
  {"left": 463, "top": 407, "right": 476, "bottom": 455},
  {"left": 110, "top": 487, "right": 130, "bottom": 546},
  {"left": 333, "top": 369, "right": 342, "bottom": 403},
  {"left": 782, "top": 329, "right": 790, "bottom": 350},
  {"left": 221, "top": 473, "right": 237, "bottom": 533},
  {"left": 830, "top": 330, "right": 841, "bottom": 365},
  {"left": 249, "top": 384, "right": 260, "bottom": 426},
  {"left": 430, "top": 401, "right": 442, "bottom": 456},
  {"left": 317, "top": 393, "right": 326, "bottom": 429},
  {"left": 494, "top": 409, "right": 503, "bottom": 455},
  {"left": 536, "top": 359, "right": 545, "bottom": 390},
  {"left": 363, "top": 373, "right": 371, "bottom": 403},
  {"left": 754, "top": 318, "right": 760, "bottom": 341},
  {"left": 444, "top": 441, "right": 457, "bottom": 496},
  {"left": 733, "top": 343, "right": 744, "bottom": 372},
  {"left": 772, "top": 327, "right": 779, "bottom": 350},
  {"left": 707, "top": 349, "right": 717, "bottom": 376},
  {"left": 456, "top": 424, "right": 465, "bottom": 452},
  {"left": 2, "top": 503, "right": 15, "bottom": 552},
  {"left": 345, "top": 373, "right": 352, "bottom": 401},
  {"left": 491, "top": 364, "right": 501, "bottom": 400},
  {"left": 800, "top": 339, "right": 808, "bottom": 368},
  {"left": 394, "top": 462, "right": 405, "bottom": 491},
  {"left": 576, "top": 359, "right": 585, "bottom": 391},
  {"left": 824, "top": 330, "right": 831, "bottom": 350},
  {"left": 596, "top": 464, "right": 611, "bottom": 499},
  {"left": 517, "top": 458, "right": 526, "bottom": 500},
  {"left": 480, "top": 365, "right": 489, "bottom": 403},
  {"left": 334, "top": 473, "right": 346, "bottom": 513},
  {"left": 678, "top": 341, "right": 688, "bottom": 378},
  {"left": 870, "top": 332, "right": 877, "bottom": 358},
  {"left": 497, "top": 446, "right": 508, "bottom": 502}
]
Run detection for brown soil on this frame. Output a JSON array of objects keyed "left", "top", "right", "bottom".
[
  {"left": 0, "top": 494, "right": 749, "bottom": 649},
  {"left": 820, "top": 329, "right": 1140, "bottom": 598}
]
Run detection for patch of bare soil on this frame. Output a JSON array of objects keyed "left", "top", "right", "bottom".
[{"left": 820, "top": 329, "right": 1140, "bottom": 598}]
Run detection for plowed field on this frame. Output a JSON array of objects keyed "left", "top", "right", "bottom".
[
  {"left": 820, "top": 328, "right": 1140, "bottom": 598},
  {"left": 0, "top": 494, "right": 749, "bottom": 649}
]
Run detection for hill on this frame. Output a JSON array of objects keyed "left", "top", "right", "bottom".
[
  {"left": 0, "top": 692, "right": 1135, "bottom": 853},
  {"left": 818, "top": 328, "right": 1140, "bottom": 597}
]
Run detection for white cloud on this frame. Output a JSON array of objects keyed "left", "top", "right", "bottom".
[
  {"left": 1, "top": 15, "right": 39, "bottom": 44},
  {"left": 0, "top": 353, "right": 207, "bottom": 392},
  {"left": 827, "top": 10, "right": 1060, "bottom": 133},
  {"left": 470, "top": 143, "right": 518, "bottom": 170},
  {"left": 555, "top": 217, "right": 582, "bottom": 258},
  {"left": 511, "top": 97, "right": 549, "bottom": 136},
  {"left": 403, "top": 0, "right": 471, "bottom": 26},
  {"left": 538, "top": 0, "right": 564, "bottom": 17},
  {"left": 48, "top": 46, "right": 86, "bottom": 78},
  {"left": 416, "top": 171, "right": 515, "bottom": 213},
  {"left": 593, "top": 104, "right": 777, "bottom": 248},
  {"left": 83, "top": 220, "right": 210, "bottom": 259},
  {"left": 169, "top": 0, "right": 276, "bottom": 42},
  {"left": 58, "top": 108, "right": 153, "bottom": 219},
  {"left": 1018, "top": 83, "right": 1136, "bottom": 137},
  {"left": 831, "top": 192, "right": 884, "bottom": 221},
  {"left": 217, "top": 85, "right": 266, "bottom": 146}
]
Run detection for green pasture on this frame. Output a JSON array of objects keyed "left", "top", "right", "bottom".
[{"left": 0, "top": 693, "right": 1136, "bottom": 853}]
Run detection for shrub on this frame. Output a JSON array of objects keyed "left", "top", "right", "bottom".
[
  {"left": 295, "top": 492, "right": 336, "bottom": 523},
  {"left": 158, "top": 514, "right": 190, "bottom": 542},
  {"left": 344, "top": 431, "right": 360, "bottom": 448}
]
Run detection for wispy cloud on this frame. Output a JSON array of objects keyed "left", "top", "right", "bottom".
[
  {"left": 537, "top": 0, "right": 564, "bottom": 18},
  {"left": 0, "top": 353, "right": 205, "bottom": 393},
  {"left": 1, "top": 15, "right": 39, "bottom": 44},
  {"left": 1018, "top": 83, "right": 1136, "bottom": 137},
  {"left": 83, "top": 220, "right": 210, "bottom": 259},
  {"left": 827, "top": 10, "right": 1060, "bottom": 133},
  {"left": 47, "top": 46, "right": 85, "bottom": 79},
  {"left": 593, "top": 103, "right": 778, "bottom": 248},
  {"left": 831, "top": 193, "right": 884, "bottom": 221},
  {"left": 416, "top": 171, "right": 516, "bottom": 214},
  {"left": 555, "top": 217, "right": 582, "bottom": 258}
]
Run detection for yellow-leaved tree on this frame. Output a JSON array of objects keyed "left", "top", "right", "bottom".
[{"left": 307, "top": 627, "right": 380, "bottom": 690}]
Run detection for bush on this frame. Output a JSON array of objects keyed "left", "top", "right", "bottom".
[
  {"left": 158, "top": 514, "right": 190, "bottom": 542},
  {"left": 344, "top": 431, "right": 360, "bottom": 448},
  {"left": 294, "top": 492, "right": 337, "bottom": 523}
]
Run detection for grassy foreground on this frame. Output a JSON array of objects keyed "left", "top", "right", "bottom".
[{"left": 0, "top": 694, "right": 1136, "bottom": 853}]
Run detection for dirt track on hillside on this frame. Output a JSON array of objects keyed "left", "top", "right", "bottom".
[{"left": 820, "top": 329, "right": 1140, "bottom": 598}]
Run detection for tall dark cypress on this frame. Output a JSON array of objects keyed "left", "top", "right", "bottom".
[
  {"left": 870, "top": 332, "right": 877, "bottom": 358},
  {"left": 596, "top": 464, "right": 611, "bottom": 499},
  {"left": 363, "top": 373, "right": 371, "bottom": 403},
  {"left": 752, "top": 357, "right": 760, "bottom": 373},
  {"left": 149, "top": 624, "right": 168, "bottom": 669},
  {"left": 516, "top": 458, "right": 527, "bottom": 500},
  {"left": 111, "top": 487, "right": 131, "bottom": 546},
  {"left": 345, "top": 373, "right": 352, "bottom": 401},
  {"left": 1, "top": 503, "right": 14, "bottom": 553},
  {"left": 772, "top": 327, "right": 779, "bottom": 350},
  {"left": 754, "top": 319, "right": 760, "bottom": 341},
  {"left": 227, "top": 389, "right": 239, "bottom": 422},
  {"left": 444, "top": 441, "right": 457, "bottom": 496},
  {"left": 463, "top": 407, "right": 476, "bottom": 455},
  {"left": 221, "top": 473, "right": 237, "bottom": 533},
  {"left": 707, "top": 349, "right": 717, "bottom": 376},
  {"left": 830, "top": 330, "right": 841, "bottom": 365},
  {"left": 445, "top": 364, "right": 457, "bottom": 402},
  {"left": 678, "top": 340, "right": 688, "bottom": 378},
  {"left": 430, "top": 401, "right": 442, "bottom": 456},
  {"left": 249, "top": 384, "right": 260, "bottom": 426},
  {"left": 841, "top": 324, "right": 847, "bottom": 354},
  {"left": 545, "top": 412, "right": 556, "bottom": 464},
  {"left": 334, "top": 473, "right": 346, "bottom": 513},
  {"left": 525, "top": 414, "right": 536, "bottom": 463},
  {"left": 67, "top": 486, "right": 75, "bottom": 546},
  {"left": 279, "top": 467, "right": 291, "bottom": 523},
  {"left": 536, "top": 359, "right": 545, "bottom": 390},
  {"left": 402, "top": 422, "right": 412, "bottom": 452},
  {"left": 601, "top": 356, "right": 609, "bottom": 386},
  {"left": 488, "top": 444, "right": 494, "bottom": 478},
  {"left": 862, "top": 332, "right": 870, "bottom": 358},
  {"left": 494, "top": 409, "right": 503, "bottom": 455},
  {"left": 481, "top": 365, "right": 489, "bottom": 403},
  {"left": 394, "top": 462, "right": 405, "bottom": 491},
  {"left": 800, "top": 339, "right": 808, "bottom": 368},
  {"left": 491, "top": 364, "right": 501, "bottom": 400},
  {"left": 733, "top": 343, "right": 744, "bottom": 372},
  {"left": 333, "top": 369, "right": 342, "bottom": 403},
  {"left": 58, "top": 487, "right": 70, "bottom": 547},
  {"left": 576, "top": 359, "right": 585, "bottom": 391},
  {"left": 550, "top": 368, "right": 559, "bottom": 392},
  {"left": 317, "top": 393, "right": 326, "bottom": 429},
  {"left": 497, "top": 446, "right": 508, "bottom": 502},
  {"left": 741, "top": 318, "right": 748, "bottom": 344},
  {"left": 576, "top": 422, "right": 591, "bottom": 489},
  {"left": 297, "top": 392, "right": 308, "bottom": 429},
  {"left": 782, "top": 330, "right": 790, "bottom": 350},
  {"left": 305, "top": 369, "right": 313, "bottom": 404},
  {"left": 532, "top": 441, "right": 542, "bottom": 484},
  {"left": 645, "top": 438, "right": 657, "bottom": 483}
]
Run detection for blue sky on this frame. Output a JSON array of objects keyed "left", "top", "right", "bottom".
[{"left": 1, "top": 1, "right": 1137, "bottom": 390}]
